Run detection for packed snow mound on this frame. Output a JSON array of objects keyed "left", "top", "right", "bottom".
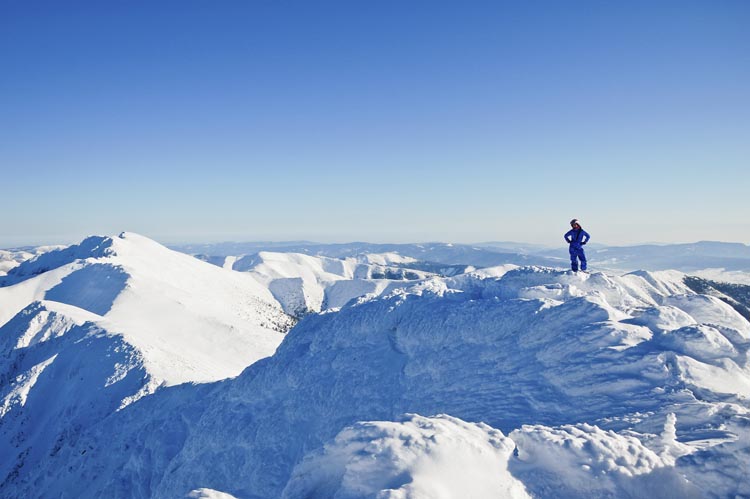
[
  {"left": 4, "top": 266, "right": 750, "bottom": 498},
  {"left": 282, "top": 414, "right": 530, "bottom": 499},
  {"left": 236, "top": 251, "right": 432, "bottom": 316},
  {"left": 510, "top": 419, "right": 702, "bottom": 498}
]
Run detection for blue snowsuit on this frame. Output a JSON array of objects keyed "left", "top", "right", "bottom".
[{"left": 564, "top": 228, "right": 590, "bottom": 271}]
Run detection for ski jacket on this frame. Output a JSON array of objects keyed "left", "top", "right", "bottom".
[{"left": 564, "top": 228, "right": 590, "bottom": 248}]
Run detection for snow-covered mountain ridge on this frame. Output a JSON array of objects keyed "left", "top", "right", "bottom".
[
  {"left": 229, "top": 251, "right": 434, "bottom": 317},
  {"left": 0, "top": 233, "right": 296, "bottom": 495},
  {"left": 3, "top": 260, "right": 747, "bottom": 498},
  {"left": 176, "top": 240, "right": 563, "bottom": 270},
  {"left": 0, "top": 245, "right": 64, "bottom": 277},
  {"left": 173, "top": 239, "right": 750, "bottom": 274},
  {"left": 0, "top": 232, "right": 293, "bottom": 383}
]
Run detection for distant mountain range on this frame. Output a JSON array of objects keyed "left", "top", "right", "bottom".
[
  {"left": 545, "top": 241, "right": 750, "bottom": 272},
  {"left": 174, "top": 240, "right": 563, "bottom": 267},
  {"left": 5, "top": 239, "right": 750, "bottom": 287},
  {"left": 170, "top": 239, "right": 750, "bottom": 273}
]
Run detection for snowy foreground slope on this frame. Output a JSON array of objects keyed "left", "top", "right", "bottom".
[
  {"left": 0, "top": 233, "right": 294, "bottom": 493},
  {"left": 3, "top": 263, "right": 748, "bottom": 498}
]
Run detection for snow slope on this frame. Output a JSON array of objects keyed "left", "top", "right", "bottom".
[
  {"left": 283, "top": 414, "right": 530, "bottom": 499},
  {"left": 5, "top": 265, "right": 748, "bottom": 498}
]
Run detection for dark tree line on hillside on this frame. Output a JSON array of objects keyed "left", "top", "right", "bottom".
[{"left": 684, "top": 276, "right": 750, "bottom": 321}]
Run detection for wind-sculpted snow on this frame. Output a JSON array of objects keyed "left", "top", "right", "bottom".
[
  {"left": 282, "top": 414, "right": 530, "bottom": 499},
  {"left": 2, "top": 265, "right": 750, "bottom": 498},
  {"left": 509, "top": 419, "right": 702, "bottom": 498}
]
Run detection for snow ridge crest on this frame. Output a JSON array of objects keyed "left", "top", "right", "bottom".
[{"left": 1, "top": 236, "right": 116, "bottom": 285}]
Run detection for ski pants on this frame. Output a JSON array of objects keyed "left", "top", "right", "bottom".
[{"left": 569, "top": 246, "right": 587, "bottom": 272}]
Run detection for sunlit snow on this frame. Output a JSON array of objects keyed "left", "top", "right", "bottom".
[{"left": 1, "top": 233, "right": 748, "bottom": 498}]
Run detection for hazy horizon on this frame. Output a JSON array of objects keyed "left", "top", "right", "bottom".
[{"left": 2, "top": 231, "right": 748, "bottom": 251}]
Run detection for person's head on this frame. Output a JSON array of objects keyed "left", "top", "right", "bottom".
[{"left": 570, "top": 218, "right": 581, "bottom": 229}]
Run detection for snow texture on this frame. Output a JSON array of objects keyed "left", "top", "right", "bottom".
[{"left": 282, "top": 414, "right": 530, "bottom": 499}]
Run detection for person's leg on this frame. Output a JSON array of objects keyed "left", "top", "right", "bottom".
[
  {"left": 579, "top": 248, "right": 587, "bottom": 271},
  {"left": 569, "top": 249, "right": 578, "bottom": 272}
]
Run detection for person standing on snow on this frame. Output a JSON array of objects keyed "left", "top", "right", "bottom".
[{"left": 564, "top": 219, "right": 590, "bottom": 272}]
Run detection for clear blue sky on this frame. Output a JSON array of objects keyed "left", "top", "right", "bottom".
[{"left": 2, "top": 0, "right": 748, "bottom": 247}]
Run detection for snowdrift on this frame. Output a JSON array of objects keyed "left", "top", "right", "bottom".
[{"left": 2, "top": 261, "right": 749, "bottom": 498}]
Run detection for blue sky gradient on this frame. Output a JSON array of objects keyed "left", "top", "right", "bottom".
[{"left": 2, "top": 1, "right": 748, "bottom": 246}]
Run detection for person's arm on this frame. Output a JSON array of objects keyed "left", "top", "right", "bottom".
[
  {"left": 564, "top": 230, "right": 573, "bottom": 243},
  {"left": 582, "top": 230, "right": 590, "bottom": 244}
]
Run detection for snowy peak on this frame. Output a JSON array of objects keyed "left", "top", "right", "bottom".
[
  {"left": 2, "top": 231, "right": 198, "bottom": 287},
  {"left": 0, "top": 232, "right": 295, "bottom": 386},
  {"left": 0, "top": 233, "right": 300, "bottom": 496}
]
